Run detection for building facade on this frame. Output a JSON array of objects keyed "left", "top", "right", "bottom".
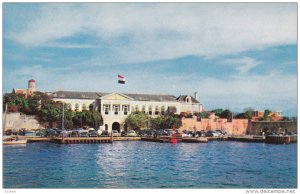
[
  {"left": 49, "top": 91, "right": 203, "bottom": 132},
  {"left": 11, "top": 80, "right": 203, "bottom": 132}
]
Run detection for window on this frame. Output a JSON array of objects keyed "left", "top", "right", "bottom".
[
  {"left": 82, "top": 104, "right": 87, "bottom": 111},
  {"left": 67, "top": 104, "right": 72, "bottom": 110},
  {"left": 186, "top": 96, "right": 191, "bottom": 103},
  {"left": 123, "top": 105, "right": 128, "bottom": 115},
  {"left": 161, "top": 106, "right": 165, "bottom": 115},
  {"left": 155, "top": 106, "right": 159, "bottom": 115},
  {"left": 104, "top": 105, "right": 110, "bottom": 115},
  {"left": 142, "top": 106, "right": 146, "bottom": 113},
  {"left": 75, "top": 103, "right": 79, "bottom": 111},
  {"left": 114, "top": 105, "right": 120, "bottom": 115},
  {"left": 135, "top": 105, "right": 139, "bottom": 112},
  {"left": 89, "top": 104, "right": 93, "bottom": 111},
  {"left": 148, "top": 106, "right": 152, "bottom": 115}
]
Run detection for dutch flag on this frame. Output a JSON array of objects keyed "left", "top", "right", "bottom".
[{"left": 118, "top": 75, "right": 126, "bottom": 84}]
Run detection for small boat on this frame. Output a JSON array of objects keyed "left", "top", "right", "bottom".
[
  {"left": 3, "top": 136, "right": 27, "bottom": 145},
  {"left": 3, "top": 139, "right": 27, "bottom": 145}
]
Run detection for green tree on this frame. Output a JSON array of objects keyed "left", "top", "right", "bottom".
[
  {"left": 219, "top": 109, "right": 233, "bottom": 120},
  {"left": 263, "top": 109, "right": 272, "bottom": 120},
  {"left": 150, "top": 116, "right": 164, "bottom": 129},
  {"left": 196, "top": 111, "right": 208, "bottom": 118},
  {"left": 125, "top": 111, "right": 149, "bottom": 130},
  {"left": 235, "top": 112, "right": 252, "bottom": 119},
  {"left": 211, "top": 109, "right": 223, "bottom": 117},
  {"left": 3, "top": 93, "right": 28, "bottom": 113},
  {"left": 162, "top": 114, "right": 182, "bottom": 129}
]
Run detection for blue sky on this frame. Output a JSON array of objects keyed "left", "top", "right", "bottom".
[{"left": 3, "top": 3, "right": 297, "bottom": 116}]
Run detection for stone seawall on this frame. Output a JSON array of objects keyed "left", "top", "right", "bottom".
[
  {"left": 3, "top": 112, "right": 42, "bottom": 130},
  {"left": 180, "top": 116, "right": 297, "bottom": 136},
  {"left": 180, "top": 116, "right": 248, "bottom": 135},
  {"left": 247, "top": 121, "right": 297, "bottom": 135}
]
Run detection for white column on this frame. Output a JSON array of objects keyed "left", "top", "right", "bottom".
[{"left": 110, "top": 103, "right": 113, "bottom": 117}]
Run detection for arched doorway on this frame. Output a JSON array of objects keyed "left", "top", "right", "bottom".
[{"left": 112, "top": 122, "right": 120, "bottom": 132}]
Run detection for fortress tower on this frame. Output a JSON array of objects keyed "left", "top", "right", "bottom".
[{"left": 27, "top": 79, "right": 36, "bottom": 95}]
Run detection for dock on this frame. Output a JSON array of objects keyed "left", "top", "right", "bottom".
[
  {"left": 6, "top": 134, "right": 297, "bottom": 145},
  {"left": 182, "top": 137, "right": 208, "bottom": 143},
  {"left": 141, "top": 136, "right": 183, "bottom": 143},
  {"left": 52, "top": 137, "right": 112, "bottom": 144},
  {"left": 207, "top": 136, "right": 228, "bottom": 141},
  {"left": 265, "top": 135, "right": 297, "bottom": 144},
  {"left": 227, "top": 136, "right": 265, "bottom": 143},
  {"left": 113, "top": 137, "right": 141, "bottom": 141},
  {"left": 26, "top": 137, "right": 51, "bottom": 143}
]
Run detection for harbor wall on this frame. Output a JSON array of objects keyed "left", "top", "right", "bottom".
[
  {"left": 180, "top": 116, "right": 297, "bottom": 136},
  {"left": 180, "top": 116, "right": 248, "bottom": 135},
  {"left": 3, "top": 112, "right": 42, "bottom": 130},
  {"left": 247, "top": 121, "right": 297, "bottom": 135}
]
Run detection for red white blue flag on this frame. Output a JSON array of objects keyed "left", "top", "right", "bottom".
[{"left": 118, "top": 75, "right": 126, "bottom": 84}]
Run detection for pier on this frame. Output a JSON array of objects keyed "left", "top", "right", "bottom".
[
  {"left": 227, "top": 136, "right": 265, "bottom": 143},
  {"left": 52, "top": 137, "right": 112, "bottom": 144},
  {"left": 141, "top": 136, "right": 183, "bottom": 143},
  {"left": 10, "top": 134, "right": 297, "bottom": 145},
  {"left": 113, "top": 137, "right": 141, "bottom": 141},
  {"left": 182, "top": 137, "right": 208, "bottom": 143},
  {"left": 265, "top": 135, "right": 297, "bottom": 144}
]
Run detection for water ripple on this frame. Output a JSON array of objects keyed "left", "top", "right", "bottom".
[{"left": 3, "top": 141, "right": 297, "bottom": 188}]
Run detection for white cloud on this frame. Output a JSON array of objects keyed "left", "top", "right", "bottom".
[
  {"left": 224, "top": 57, "right": 261, "bottom": 73},
  {"left": 5, "top": 3, "right": 297, "bottom": 63}
]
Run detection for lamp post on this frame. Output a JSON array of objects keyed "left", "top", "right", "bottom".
[{"left": 62, "top": 102, "right": 65, "bottom": 129}]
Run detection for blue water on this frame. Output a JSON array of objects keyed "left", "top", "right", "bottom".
[{"left": 3, "top": 141, "right": 297, "bottom": 188}]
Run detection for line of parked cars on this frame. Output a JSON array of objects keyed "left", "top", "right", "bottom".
[{"left": 4, "top": 127, "right": 228, "bottom": 138}]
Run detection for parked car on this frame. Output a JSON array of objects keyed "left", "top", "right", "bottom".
[
  {"left": 25, "top": 130, "right": 36, "bottom": 137},
  {"left": 127, "top": 130, "right": 138, "bottom": 137},
  {"left": 70, "top": 130, "right": 80, "bottom": 137},
  {"left": 79, "top": 132, "right": 89, "bottom": 137},
  {"left": 89, "top": 130, "right": 99, "bottom": 137},
  {"left": 165, "top": 129, "right": 175, "bottom": 136},
  {"left": 155, "top": 129, "right": 168, "bottom": 137},
  {"left": 112, "top": 130, "right": 121, "bottom": 137},
  {"left": 216, "top": 130, "right": 227, "bottom": 135},
  {"left": 100, "top": 130, "right": 109, "bottom": 137},
  {"left": 121, "top": 131, "right": 127, "bottom": 137},
  {"left": 46, "top": 128, "right": 57, "bottom": 136},
  {"left": 206, "top": 130, "right": 221, "bottom": 137},
  {"left": 140, "top": 129, "right": 156, "bottom": 137}
]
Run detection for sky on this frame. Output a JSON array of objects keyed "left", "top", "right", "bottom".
[{"left": 2, "top": 3, "right": 298, "bottom": 116}]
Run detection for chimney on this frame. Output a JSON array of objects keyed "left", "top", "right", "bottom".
[{"left": 194, "top": 92, "right": 198, "bottom": 101}]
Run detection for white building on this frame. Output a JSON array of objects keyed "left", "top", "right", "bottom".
[{"left": 49, "top": 90, "right": 203, "bottom": 132}]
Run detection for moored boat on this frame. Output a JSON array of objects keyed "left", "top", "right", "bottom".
[{"left": 3, "top": 139, "right": 27, "bottom": 145}]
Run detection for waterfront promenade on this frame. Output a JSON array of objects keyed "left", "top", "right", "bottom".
[{"left": 13, "top": 134, "right": 297, "bottom": 144}]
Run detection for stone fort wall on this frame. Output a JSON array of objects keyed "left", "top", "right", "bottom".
[
  {"left": 247, "top": 121, "right": 297, "bottom": 135},
  {"left": 180, "top": 116, "right": 297, "bottom": 136}
]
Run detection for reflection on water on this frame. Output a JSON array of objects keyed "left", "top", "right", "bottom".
[{"left": 3, "top": 141, "right": 297, "bottom": 188}]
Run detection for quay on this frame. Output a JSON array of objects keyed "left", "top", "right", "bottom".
[
  {"left": 141, "top": 136, "right": 183, "bottom": 143},
  {"left": 227, "top": 135, "right": 265, "bottom": 143},
  {"left": 52, "top": 137, "right": 112, "bottom": 144},
  {"left": 113, "top": 137, "right": 141, "bottom": 141},
  {"left": 5, "top": 134, "right": 297, "bottom": 145},
  {"left": 26, "top": 137, "right": 51, "bottom": 143},
  {"left": 182, "top": 137, "right": 208, "bottom": 143},
  {"left": 206, "top": 136, "right": 228, "bottom": 141},
  {"left": 265, "top": 135, "right": 297, "bottom": 144}
]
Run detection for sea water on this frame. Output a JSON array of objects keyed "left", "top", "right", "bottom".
[{"left": 3, "top": 141, "right": 297, "bottom": 188}]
